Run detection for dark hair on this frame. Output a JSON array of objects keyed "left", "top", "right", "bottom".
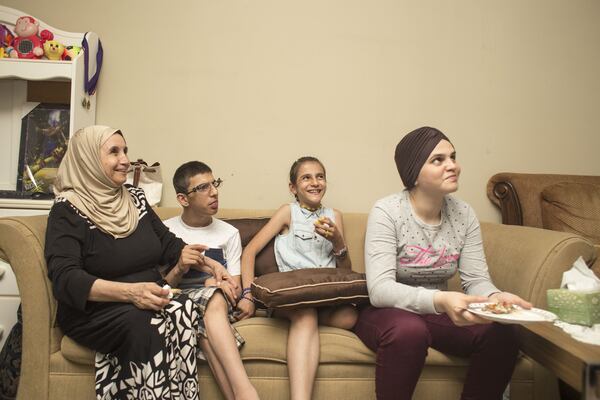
[
  {"left": 173, "top": 161, "right": 212, "bottom": 194},
  {"left": 289, "top": 156, "right": 326, "bottom": 184}
]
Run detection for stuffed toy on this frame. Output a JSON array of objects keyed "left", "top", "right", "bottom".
[
  {"left": 43, "top": 40, "right": 65, "bottom": 60},
  {"left": 62, "top": 45, "right": 82, "bottom": 61},
  {"left": 0, "top": 24, "right": 14, "bottom": 49},
  {"left": 10, "top": 16, "right": 53, "bottom": 59}
]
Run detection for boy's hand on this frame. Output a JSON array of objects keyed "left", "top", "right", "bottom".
[
  {"left": 216, "top": 279, "right": 238, "bottom": 305},
  {"left": 209, "top": 260, "right": 237, "bottom": 288}
]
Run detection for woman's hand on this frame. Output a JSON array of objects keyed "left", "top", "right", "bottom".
[
  {"left": 127, "top": 282, "right": 171, "bottom": 311},
  {"left": 176, "top": 244, "right": 209, "bottom": 274},
  {"left": 489, "top": 292, "right": 532, "bottom": 309},
  {"left": 314, "top": 217, "right": 344, "bottom": 249},
  {"left": 433, "top": 291, "right": 491, "bottom": 326},
  {"left": 235, "top": 296, "right": 256, "bottom": 320}
]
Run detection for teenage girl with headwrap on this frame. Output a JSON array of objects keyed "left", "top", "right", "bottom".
[
  {"left": 353, "top": 127, "right": 532, "bottom": 400},
  {"left": 45, "top": 126, "right": 234, "bottom": 399}
]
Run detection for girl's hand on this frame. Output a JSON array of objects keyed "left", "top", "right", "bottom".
[
  {"left": 489, "top": 292, "right": 532, "bottom": 310},
  {"left": 314, "top": 217, "right": 344, "bottom": 248},
  {"left": 128, "top": 282, "right": 171, "bottom": 311},
  {"left": 433, "top": 291, "right": 491, "bottom": 326},
  {"left": 235, "top": 296, "right": 256, "bottom": 320},
  {"left": 177, "top": 244, "right": 208, "bottom": 274}
]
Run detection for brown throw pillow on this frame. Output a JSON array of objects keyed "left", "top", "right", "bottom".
[
  {"left": 251, "top": 268, "right": 369, "bottom": 309},
  {"left": 541, "top": 182, "right": 600, "bottom": 244}
]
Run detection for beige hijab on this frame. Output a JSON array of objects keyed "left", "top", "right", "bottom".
[{"left": 54, "top": 125, "right": 139, "bottom": 238}]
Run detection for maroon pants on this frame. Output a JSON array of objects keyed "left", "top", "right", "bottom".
[{"left": 353, "top": 306, "right": 519, "bottom": 400}]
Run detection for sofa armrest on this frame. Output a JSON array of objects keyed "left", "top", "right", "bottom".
[
  {"left": 481, "top": 222, "right": 596, "bottom": 308},
  {"left": 487, "top": 173, "right": 600, "bottom": 228},
  {"left": 0, "top": 216, "right": 56, "bottom": 400}
]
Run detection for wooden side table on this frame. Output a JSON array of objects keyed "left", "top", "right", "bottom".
[{"left": 518, "top": 322, "right": 600, "bottom": 399}]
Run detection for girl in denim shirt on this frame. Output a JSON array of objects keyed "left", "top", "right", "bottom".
[{"left": 240, "top": 156, "right": 358, "bottom": 400}]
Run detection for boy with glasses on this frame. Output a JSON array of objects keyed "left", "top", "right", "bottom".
[{"left": 164, "top": 160, "right": 259, "bottom": 400}]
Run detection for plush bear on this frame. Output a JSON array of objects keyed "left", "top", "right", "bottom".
[
  {"left": 43, "top": 40, "right": 65, "bottom": 60},
  {"left": 10, "top": 16, "right": 53, "bottom": 59}
]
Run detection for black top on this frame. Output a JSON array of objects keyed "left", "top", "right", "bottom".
[{"left": 45, "top": 186, "right": 184, "bottom": 330}]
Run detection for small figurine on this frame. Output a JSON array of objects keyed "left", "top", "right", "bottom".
[{"left": 11, "top": 16, "right": 53, "bottom": 59}]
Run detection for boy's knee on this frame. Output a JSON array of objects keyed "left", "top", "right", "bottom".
[{"left": 206, "top": 291, "right": 228, "bottom": 314}]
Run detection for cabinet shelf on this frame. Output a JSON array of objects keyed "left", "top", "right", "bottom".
[{"left": 0, "top": 58, "right": 74, "bottom": 81}]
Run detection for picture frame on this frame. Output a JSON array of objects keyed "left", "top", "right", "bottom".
[{"left": 17, "top": 103, "right": 70, "bottom": 193}]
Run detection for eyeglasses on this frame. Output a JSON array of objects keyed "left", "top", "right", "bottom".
[{"left": 185, "top": 178, "right": 223, "bottom": 195}]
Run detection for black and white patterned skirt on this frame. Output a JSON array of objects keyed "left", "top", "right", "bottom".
[{"left": 92, "top": 295, "right": 201, "bottom": 400}]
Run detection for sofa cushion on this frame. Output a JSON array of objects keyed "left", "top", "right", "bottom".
[
  {"left": 541, "top": 182, "right": 600, "bottom": 244},
  {"left": 60, "top": 316, "right": 471, "bottom": 367},
  {"left": 251, "top": 268, "right": 369, "bottom": 309}
]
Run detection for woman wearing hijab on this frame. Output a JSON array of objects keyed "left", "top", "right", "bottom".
[
  {"left": 353, "top": 127, "right": 531, "bottom": 400},
  {"left": 45, "top": 126, "right": 232, "bottom": 399}
]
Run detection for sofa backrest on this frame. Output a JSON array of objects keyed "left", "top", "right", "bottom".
[
  {"left": 145, "top": 208, "right": 367, "bottom": 274},
  {"left": 487, "top": 172, "right": 600, "bottom": 229}
]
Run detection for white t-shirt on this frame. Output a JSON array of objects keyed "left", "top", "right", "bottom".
[{"left": 163, "top": 216, "right": 242, "bottom": 287}]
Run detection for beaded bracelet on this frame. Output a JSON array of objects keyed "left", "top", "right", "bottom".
[
  {"left": 241, "top": 287, "right": 252, "bottom": 296},
  {"left": 239, "top": 295, "right": 255, "bottom": 304}
]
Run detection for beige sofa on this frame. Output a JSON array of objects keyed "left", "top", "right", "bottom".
[{"left": 0, "top": 207, "right": 596, "bottom": 400}]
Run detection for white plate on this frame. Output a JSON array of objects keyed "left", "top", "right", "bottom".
[{"left": 467, "top": 303, "right": 557, "bottom": 324}]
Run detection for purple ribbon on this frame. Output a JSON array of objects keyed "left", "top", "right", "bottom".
[{"left": 82, "top": 33, "right": 103, "bottom": 96}]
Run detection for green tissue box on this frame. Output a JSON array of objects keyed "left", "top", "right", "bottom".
[{"left": 547, "top": 289, "right": 600, "bottom": 326}]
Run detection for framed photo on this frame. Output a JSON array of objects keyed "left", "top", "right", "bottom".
[{"left": 17, "top": 104, "right": 70, "bottom": 193}]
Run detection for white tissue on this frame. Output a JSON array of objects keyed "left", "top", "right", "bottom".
[
  {"left": 555, "top": 320, "right": 600, "bottom": 346},
  {"left": 561, "top": 256, "right": 600, "bottom": 291},
  {"left": 162, "top": 284, "right": 173, "bottom": 299}
]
